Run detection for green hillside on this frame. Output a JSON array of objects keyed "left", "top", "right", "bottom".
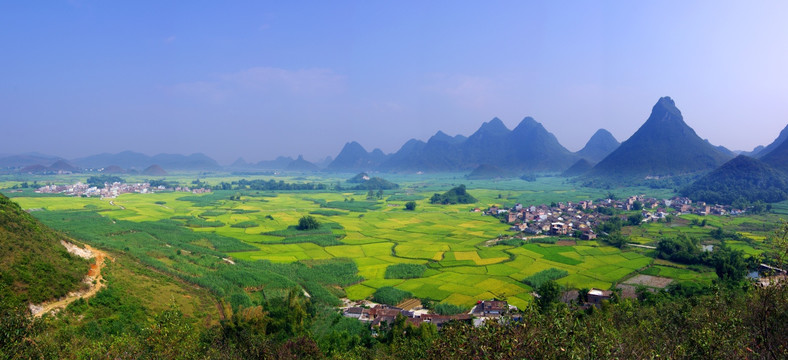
[
  {"left": 0, "top": 195, "right": 88, "bottom": 304},
  {"left": 681, "top": 155, "right": 788, "bottom": 204}
]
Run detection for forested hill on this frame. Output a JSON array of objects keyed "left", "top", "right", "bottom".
[
  {"left": 681, "top": 155, "right": 788, "bottom": 205},
  {"left": 0, "top": 195, "right": 88, "bottom": 304}
]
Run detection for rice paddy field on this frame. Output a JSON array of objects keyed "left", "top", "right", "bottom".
[{"left": 2, "top": 173, "right": 780, "bottom": 309}]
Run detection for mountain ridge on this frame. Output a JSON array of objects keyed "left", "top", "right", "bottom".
[{"left": 586, "top": 97, "right": 732, "bottom": 179}]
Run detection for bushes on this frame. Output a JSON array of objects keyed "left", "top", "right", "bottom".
[
  {"left": 387, "top": 194, "right": 424, "bottom": 202},
  {"left": 231, "top": 221, "right": 259, "bottom": 229},
  {"left": 186, "top": 218, "right": 224, "bottom": 228},
  {"left": 429, "top": 185, "right": 477, "bottom": 205},
  {"left": 86, "top": 175, "right": 125, "bottom": 188},
  {"left": 264, "top": 222, "right": 345, "bottom": 246},
  {"left": 496, "top": 238, "right": 525, "bottom": 246},
  {"left": 404, "top": 201, "right": 417, "bottom": 211},
  {"left": 322, "top": 200, "right": 380, "bottom": 212},
  {"left": 373, "top": 287, "right": 412, "bottom": 306},
  {"left": 523, "top": 268, "right": 569, "bottom": 289},
  {"left": 433, "top": 303, "right": 468, "bottom": 315},
  {"left": 384, "top": 264, "right": 426, "bottom": 279},
  {"left": 309, "top": 210, "right": 346, "bottom": 216},
  {"left": 297, "top": 216, "right": 320, "bottom": 231},
  {"left": 529, "top": 237, "right": 558, "bottom": 244}
]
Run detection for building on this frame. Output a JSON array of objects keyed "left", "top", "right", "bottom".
[
  {"left": 473, "top": 300, "right": 508, "bottom": 316},
  {"left": 587, "top": 289, "right": 613, "bottom": 307}
]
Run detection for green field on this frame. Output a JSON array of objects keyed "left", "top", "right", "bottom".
[{"left": 3, "top": 173, "right": 772, "bottom": 308}]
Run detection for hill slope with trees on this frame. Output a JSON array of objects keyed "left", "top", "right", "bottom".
[
  {"left": 0, "top": 195, "right": 88, "bottom": 304},
  {"left": 681, "top": 155, "right": 788, "bottom": 204}
]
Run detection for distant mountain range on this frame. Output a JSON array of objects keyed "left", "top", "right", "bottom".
[
  {"left": 2, "top": 97, "right": 783, "bottom": 179},
  {"left": 326, "top": 142, "right": 389, "bottom": 172},
  {"left": 369, "top": 117, "right": 585, "bottom": 173},
  {"left": 0, "top": 153, "right": 63, "bottom": 169},
  {"left": 286, "top": 155, "right": 319, "bottom": 172},
  {"left": 72, "top": 151, "right": 220, "bottom": 171},
  {"left": 18, "top": 160, "right": 80, "bottom": 174}
]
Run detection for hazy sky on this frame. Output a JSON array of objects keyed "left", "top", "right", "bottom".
[{"left": 2, "top": 1, "right": 788, "bottom": 164}]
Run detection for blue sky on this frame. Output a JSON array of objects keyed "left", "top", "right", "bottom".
[{"left": 2, "top": 1, "right": 787, "bottom": 164}]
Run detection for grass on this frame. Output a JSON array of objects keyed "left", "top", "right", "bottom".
[{"left": 4, "top": 172, "right": 761, "bottom": 307}]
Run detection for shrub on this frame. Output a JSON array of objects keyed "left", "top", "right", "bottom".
[
  {"left": 523, "top": 268, "right": 569, "bottom": 289},
  {"left": 297, "top": 216, "right": 320, "bottom": 231},
  {"left": 372, "top": 287, "right": 412, "bottom": 306},
  {"left": 230, "top": 221, "right": 258, "bottom": 228},
  {"left": 434, "top": 303, "right": 468, "bottom": 315},
  {"left": 384, "top": 264, "right": 426, "bottom": 279}
]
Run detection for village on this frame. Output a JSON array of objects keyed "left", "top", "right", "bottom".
[
  {"left": 339, "top": 288, "right": 630, "bottom": 333},
  {"left": 340, "top": 299, "right": 517, "bottom": 331},
  {"left": 35, "top": 181, "right": 211, "bottom": 198},
  {"left": 475, "top": 194, "right": 744, "bottom": 239}
]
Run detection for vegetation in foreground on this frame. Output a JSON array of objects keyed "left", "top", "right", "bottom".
[{"left": 2, "top": 237, "right": 787, "bottom": 359}]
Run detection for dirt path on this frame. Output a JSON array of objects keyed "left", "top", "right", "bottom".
[
  {"left": 30, "top": 243, "right": 112, "bottom": 317},
  {"left": 627, "top": 243, "right": 656, "bottom": 250},
  {"left": 108, "top": 200, "right": 125, "bottom": 210}
]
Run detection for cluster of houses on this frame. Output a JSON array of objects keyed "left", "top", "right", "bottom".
[
  {"left": 36, "top": 182, "right": 159, "bottom": 198},
  {"left": 342, "top": 299, "right": 516, "bottom": 330},
  {"left": 174, "top": 186, "right": 211, "bottom": 194},
  {"left": 474, "top": 195, "right": 744, "bottom": 238},
  {"left": 36, "top": 182, "right": 211, "bottom": 198}
]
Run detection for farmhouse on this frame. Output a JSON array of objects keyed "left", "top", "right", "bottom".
[
  {"left": 472, "top": 300, "right": 509, "bottom": 317},
  {"left": 587, "top": 289, "right": 613, "bottom": 307}
]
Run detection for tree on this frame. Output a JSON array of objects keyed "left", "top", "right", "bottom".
[
  {"left": 297, "top": 215, "right": 320, "bottom": 230},
  {"left": 404, "top": 201, "right": 417, "bottom": 211},
  {"left": 628, "top": 213, "right": 644, "bottom": 226},
  {"left": 712, "top": 247, "right": 747, "bottom": 282},
  {"left": 536, "top": 280, "right": 562, "bottom": 313},
  {"left": 605, "top": 232, "right": 626, "bottom": 249}
]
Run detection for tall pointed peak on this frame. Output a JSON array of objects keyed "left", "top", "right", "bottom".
[
  {"left": 591, "top": 128, "right": 614, "bottom": 138},
  {"left": 586, "top": 129, "right": 619, "bottom": 145},
  {"left": 474, "top": 117, "right": 510, "bottom": 136},
  {"left": 484, "top": 117, "right": 507, "bottom": 129},
  {"left": 650, "top": 96, "right": 683, "bottom": 120},
  {"left": 513, "top": 116, "right": 543, "bottom": 132},
  {"left": 430, "top": 130, "right": 453, "bottom": 142},
  {"left": 296, "top": 155, "right": 305, "bottom": 161},
  {"left": 342, "top": 141, "right": 368, "bottom": 153},
  {"left": 519, "top": 116, "right": 538, "bottom": 126}
]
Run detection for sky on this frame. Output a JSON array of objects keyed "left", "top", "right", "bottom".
[{"left": 2, "top": 1, "right": 788, "bottom": 164}]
